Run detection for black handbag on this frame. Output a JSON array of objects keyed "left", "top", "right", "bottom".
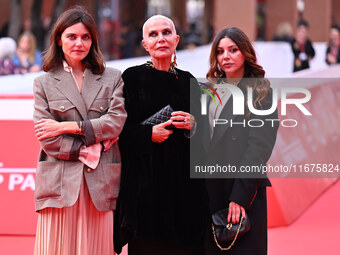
[
  {"left": 141, "top": 104, "right": 174, "bottom": 129},
  {"left": 211, "top": 208, "right": 251, "bottom": 251}
]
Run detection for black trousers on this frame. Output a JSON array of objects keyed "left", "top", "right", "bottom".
[{"left": 128, "top": 237, "right": 204, "bottom": 255}]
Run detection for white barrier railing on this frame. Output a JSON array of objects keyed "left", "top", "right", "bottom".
[{"left": 0, "top": 42, "right": 335, "bottom": 95}]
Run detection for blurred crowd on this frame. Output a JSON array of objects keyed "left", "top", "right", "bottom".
[
  {"left": 0, "top": 17, "right": 339, "bottom": 76},
  {"left": 104, "top": 20, "right": 213, "bottom": 60},
  {"left": 273, "top": 20, "right": 340, "bottom": 72},
  {"left": 0, "top": 31, "right": 42, "bottom": 76}
]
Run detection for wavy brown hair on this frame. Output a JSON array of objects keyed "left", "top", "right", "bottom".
[
  {"left": 207, "top": 27, "right": 270, "bottom": 109},
  {"left": 42, "top": 6, "right": 105, "bottom": 74}
]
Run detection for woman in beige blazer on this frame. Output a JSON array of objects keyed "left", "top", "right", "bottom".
[{"left": 32, "top": 6, "right": 126, "bottom": 255}]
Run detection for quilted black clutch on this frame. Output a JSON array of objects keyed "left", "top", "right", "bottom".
[
  {"left": 141, "top": 104, "right": 174, "bottom": 127},
  {"left": 212, "top": 208, "right": 251, "bottom": 251}
]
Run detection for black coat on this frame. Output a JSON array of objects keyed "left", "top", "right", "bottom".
[
  {"left": 114, "top": 64, "right": 209, "bottom": 253},
  {"left": 201, "top": 80, "right": 279, "bottom": 255},
  {"left": 291, "top": 38, "right": 315, "bottom": 72},
  {"left": 325, "top": 45, "right": 340, "bottom": 65}
]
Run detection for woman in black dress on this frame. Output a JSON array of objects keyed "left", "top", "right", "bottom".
[
  {"left": 291, "top": 20, "right": 315, "bottom": 72},
  {"left": 203, "top": 27, "right": 279, "bottom": 255},
  {"left": 325, "top": 24, "right": 340, "bottom": 65},
  {"left": 114, "top": 15, "right": 208, "bottom": 255}
]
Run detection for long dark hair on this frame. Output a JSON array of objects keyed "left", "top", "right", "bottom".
[
  {"left": 43, "top": 6, "right": 105, "bottom": 74},
  {"left": 207, "top": 27, "right": 270, "bottom": 109}
]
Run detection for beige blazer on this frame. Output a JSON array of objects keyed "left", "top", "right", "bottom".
[{"left": 33, "top": 66, "right": 127, "bottom": 212}]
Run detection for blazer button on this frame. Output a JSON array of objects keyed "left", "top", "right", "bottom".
[
  {"left": 60, "top": 106, "right": 65, "bottom": 111},
  {"left": 232, "top": 135, "right": 237, "bottom": 140},
  {"left": 87, "top": 168, "right": 91, "bottom": 173},
  {"left": 100, "top": 106, "right": 104, "bottom": 112}
]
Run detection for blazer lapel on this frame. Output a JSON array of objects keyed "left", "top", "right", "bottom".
[
  {"left": 209, "top": 78, "right": 247, "bottom": 151},
  {"left": 54, "top": 68, "right": 88, "bottom": 120},
  {"left": 209, "top": 96, "right": 238, "bottom": 151},
  {"left": 201, "top": 96, "right": 211, "bottom": 153},
  {"left": 81, "top": 70, "right": 102, "bottom": 111}
]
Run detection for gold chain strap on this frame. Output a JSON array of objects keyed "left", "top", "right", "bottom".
[{"left": 212, "top": 213, "right": 244, "bottom": 251}]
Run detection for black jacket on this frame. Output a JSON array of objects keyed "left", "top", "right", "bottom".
[
  {"left": 291, "top": 38, "right": 315, "bottom": 72},
  {"left": 202, "top": 79, "right": 279, "bottom": 255},
  {"left": 325, "top": 45, "right": 340, "bottom": 65}
]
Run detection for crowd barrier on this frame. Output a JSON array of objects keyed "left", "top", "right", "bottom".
[
  {"left": 0, "top": 112, "right": 38, "bottom": 235},
  {"left": 0, "top": 41, "right": 329, "bottom": 95},
  {"left": 267, "top": 74, "right": 340, "bottom": 227}
]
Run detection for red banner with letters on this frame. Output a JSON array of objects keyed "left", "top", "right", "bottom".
[{"left": 0, "top": 120, "right": 39, "bottom": 235}]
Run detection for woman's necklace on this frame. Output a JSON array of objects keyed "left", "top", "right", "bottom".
[
  {"left": 230, "top": 81, "right": 240, "bottom": 86},
  {"left": 146, "top": 61, "right": 178, "bottom": 76}
]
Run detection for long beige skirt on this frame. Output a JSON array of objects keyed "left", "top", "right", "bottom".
[{"left": 34, "top": 176, "right": 115, "bottom": 255}]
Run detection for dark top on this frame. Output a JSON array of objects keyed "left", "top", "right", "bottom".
[
  {"left": 114, "top": 64, "right": 209, "bottom": 253},
  {"left": 202, "top": 79, "right": 278, "bottom": 255},
  {"left": 0, "top": 57, "right": 24, "bottom": 75},
  {"left": 201, "top": 79, "right": 277, "bottom": 212},
  {"left": 291, "top": 38, "right": 315, "bottom": 72},
  {"left": 325, "top": 45, "right": 340, "bottom": 65}
]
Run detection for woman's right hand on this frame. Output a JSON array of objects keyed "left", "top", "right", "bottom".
[
  {"left": 227, "top": 201, "right": 246, "bottom": 224},
  {"left": 35, "top": 119, "right": 63, "bottom": 141},
  {"left": 327, "top": 53, "right": 336, "bottom": 64},
  {"left": 151, "top": 120, "right": 173, "bottom": 143},
  {"left": 35, "top": 119, "right": 80, "bottom": 141}
]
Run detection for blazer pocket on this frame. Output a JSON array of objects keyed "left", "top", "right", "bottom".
[
  {"left": 103, "top": 162, "right": 121, "bottom": 201},
  {"left": 88, "top": 98, "right": 109, "bottom": 117},
  {"left": 35, "top": 161, "right": 63, "bottom": 200},
  {"left": 49, "top": 100, "right": 76, "bottom": 121}
]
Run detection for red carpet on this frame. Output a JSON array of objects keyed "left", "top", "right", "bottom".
[
  {"left": 268, "top": 179, "right": 340, "bottom": 255},
  {"left": 0, "top": 235, "right": 35, "bottom": 255},
  {"left": 0, "top": 235, "right": 128, "bottom": 255},
  {"left": 0, "top": 180, "right": 339, "bottom": 255}
]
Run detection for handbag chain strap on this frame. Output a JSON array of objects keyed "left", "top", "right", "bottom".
[{"left": 211, "top": 213, "right": 244, "bottom": 251}]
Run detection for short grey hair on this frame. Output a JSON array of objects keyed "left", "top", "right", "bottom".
[
  {"left": 142, "top": 15, "right": 177, "bottom": 39},
  {"left": 0, "top": 37, "right": 17, "bottom": 59}
]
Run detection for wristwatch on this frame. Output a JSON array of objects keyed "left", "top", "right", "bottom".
[{"left": 76, "top": 121, "right": 83, "bottom": 135}]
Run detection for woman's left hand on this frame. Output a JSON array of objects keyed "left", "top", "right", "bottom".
[
  {"left": 171, "top": 111, "right": 195, "bottom": 130},
  {"left": 29, "top": 64, "right": 41, "bottom": 73},
  {"left": 35, "top": 119, "right": 62, "bottom": 141},
  {"left": 227, "top": 201, "right": 246, "bottom": 224}
]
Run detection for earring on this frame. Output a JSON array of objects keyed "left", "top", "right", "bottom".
[
  {"left": 216, "top": 64, "right": 222, "bottom": 77},
  {"left": 170, "top": 50, "right": 177, "bottom": 69},
  {"left": 217, "top": 64, "right": 222, "bottom": 73},
  {"left": 173, "top": 50, "right": 177, "bottom": 66}
]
